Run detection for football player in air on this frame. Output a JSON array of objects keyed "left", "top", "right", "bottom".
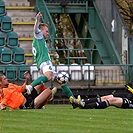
[
  {"left": 69, "top": 85, "right": 133, "bottom": 109},
  {"left": 25, "top": 12, "right": 75, "bottom": 99}
]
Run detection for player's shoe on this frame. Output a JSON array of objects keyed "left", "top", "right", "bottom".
[
  {"left": 69, "top": 96, "right": 79, "bottom": 109},
  {"left": 125, "top": 85, "right": 133, "bottom": 94},
  {"left": 26, "top": 85, "right": 33, "bottom": 95},
  {"left": 77, "top": 95, "right": 85, "bottom": 108},
  {"left": 50, "top": 87, "right": 57, "bottom": 101}
]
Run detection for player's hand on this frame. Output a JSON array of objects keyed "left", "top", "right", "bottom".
[
  {"left": 24, "top": 71, "right": 30, "bottom": 79},
  {"left": 36, "top": 12, "right": 42, "bottom": 20},
  {"left": 0, "top": 104, "right": 6, "bottom": 110}
]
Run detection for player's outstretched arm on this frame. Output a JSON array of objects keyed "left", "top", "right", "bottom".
[{"left": 34, "top": 12, "right": 42, "bottom": 33}]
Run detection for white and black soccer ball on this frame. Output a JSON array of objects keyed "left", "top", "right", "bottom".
[{"left": 56, "top": 71, "right": 70, "bottom": 85}]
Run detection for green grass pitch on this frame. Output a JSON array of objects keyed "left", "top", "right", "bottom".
[{"left": 0, "top": 104, "right": 133, "bottom": 133}]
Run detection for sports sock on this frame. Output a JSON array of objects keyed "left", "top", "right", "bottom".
[
  {"left": 31, "top": 76, "right": 48, "bottom": 87},
  {"left": 61, "top": 84, "right": 75, "bottom": 98},
  {"left": 97, "top": 97, "right": 101, "bottom": 102},
  {"left": 95, "top": 100, "right": 110, "bottom": 109},
  {"left": 83, "top": 97, "right": 101, "bottom": 104},
  {"left": 83, "top": 100, "right": 110, "bottom": 109},
  {"left": 84, "top": 102, "right": 98, "bottom": 109}
]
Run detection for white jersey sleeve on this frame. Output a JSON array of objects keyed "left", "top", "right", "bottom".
[
  {"left": 34, "top": 17, "right": 43, "bottom": 39},
  {"left": 34, "top": 29, "right": 43, "bottom": 39}
]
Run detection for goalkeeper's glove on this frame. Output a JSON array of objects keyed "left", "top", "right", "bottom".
[{"left": 125, "top": 85, "right": 133, "bottom": 94}]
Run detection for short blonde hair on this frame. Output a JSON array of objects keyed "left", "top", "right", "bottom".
[{"left": 39, "top": 23, "right": 48, "bottom": 30}]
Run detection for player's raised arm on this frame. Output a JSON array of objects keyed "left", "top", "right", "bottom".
[{"left": 34, "top": 12, "right": 42, "bottom": 34}]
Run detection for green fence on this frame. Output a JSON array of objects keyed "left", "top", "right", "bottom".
[
  {"left": 24, "top": 37, "right": 133, "bottom": 86},
  {"left": 93, "top": 0, "right": 130, "bottom": 63},
  {"left": 51, "top": 37, "right": 97, "bottom": 64}
]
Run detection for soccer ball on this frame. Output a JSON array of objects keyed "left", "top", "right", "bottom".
[{"left": 56, "top": 71, "right": 70, "bottom": 85}]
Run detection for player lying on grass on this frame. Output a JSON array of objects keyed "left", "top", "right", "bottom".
[
  {"left": 69, "top": 85, "right": 133, "bottom": 109},
  {"left": 25, "top": 12, "right": 75, "bottom": 100},
  {"left": 0, "top": 71, "right": 57, "bottom": 110}
]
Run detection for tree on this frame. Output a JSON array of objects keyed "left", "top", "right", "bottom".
[
  {"left": 51, "top": 14, "right": 85, "bottom": 64},
  {"left": 115, "top": 0, "right": 133, "bottom": 35}
]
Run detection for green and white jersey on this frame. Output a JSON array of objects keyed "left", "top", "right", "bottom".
[{"left": 32, "top": 29, "right": 51, "bottom": 69}]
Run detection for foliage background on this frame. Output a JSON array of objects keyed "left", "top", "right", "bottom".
[{"left": 50, "top": 0, "right": 133, "bottom": 64}]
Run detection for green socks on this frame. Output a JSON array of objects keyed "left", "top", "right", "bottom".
[
  {"left": 31, "top": 76, "right": 48, "bottom": 87},
  {"left": 61, "top": 84, "right": 75, "bottom": 98},
  {"left": 31, "top": 76, "right": 75, "bottom": 99}
]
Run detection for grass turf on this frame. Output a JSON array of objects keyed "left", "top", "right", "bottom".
[{"left": 0, "top": 104, "right": 133, "bottom": 133}]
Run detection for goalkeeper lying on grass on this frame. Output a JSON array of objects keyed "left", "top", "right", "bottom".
[
  {"left": 0, "top": 71, "right": 57, "bottom": 110},
  {"left": 70, "top": 85, "right": 133, "bottom": 109}
]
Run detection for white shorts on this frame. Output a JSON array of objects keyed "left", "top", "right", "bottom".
[{"left": 39, "top": 61, "right": 58, "bottom": 80}]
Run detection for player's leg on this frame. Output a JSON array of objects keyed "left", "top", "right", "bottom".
[
  {"left": 70, "top": 95, "right": 110, "bottom": 109},
  {"left": 83, "top": 100, "right": 110, "bottom": 109},
  {"left": 34, "top": 84, "right": 46, "bottom": 94},
  {"left": 26, "top": 62, "right": 53, "bottom": 94},
  {"left": 36, "top": 87, "right": 57, "bottom": 109},
  {"left": 34, "top": 88, "right": 52, "bottom": 109},
  {"left": 79, "top": 95, "right": 110, "bottom": 109},
  {"left": 82, "top": 94, "right": 115, "bottom": 107},
  {"left": 107, "top": 97, "right": 124, "bottom": 108},
  {"left": 61, "top": 84, "right": 75, "bottom": 98},
  {"left": 81, "top": 98, "right": 101, "bottom": 104},
  {"left": 73, "top": 94, "right": 113, "bottom": 105},
  {"left": 101, "top": 94, "right": 114, "bottom": 102},
  {"left": 69, "top": 95, "right": 102, "bottom": 109},
  {"left": 31, "top": 71, "right": 52, "bottom": 87},
  {"left": 54, "top": 73, "right": 75, "bottom": 98}
]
